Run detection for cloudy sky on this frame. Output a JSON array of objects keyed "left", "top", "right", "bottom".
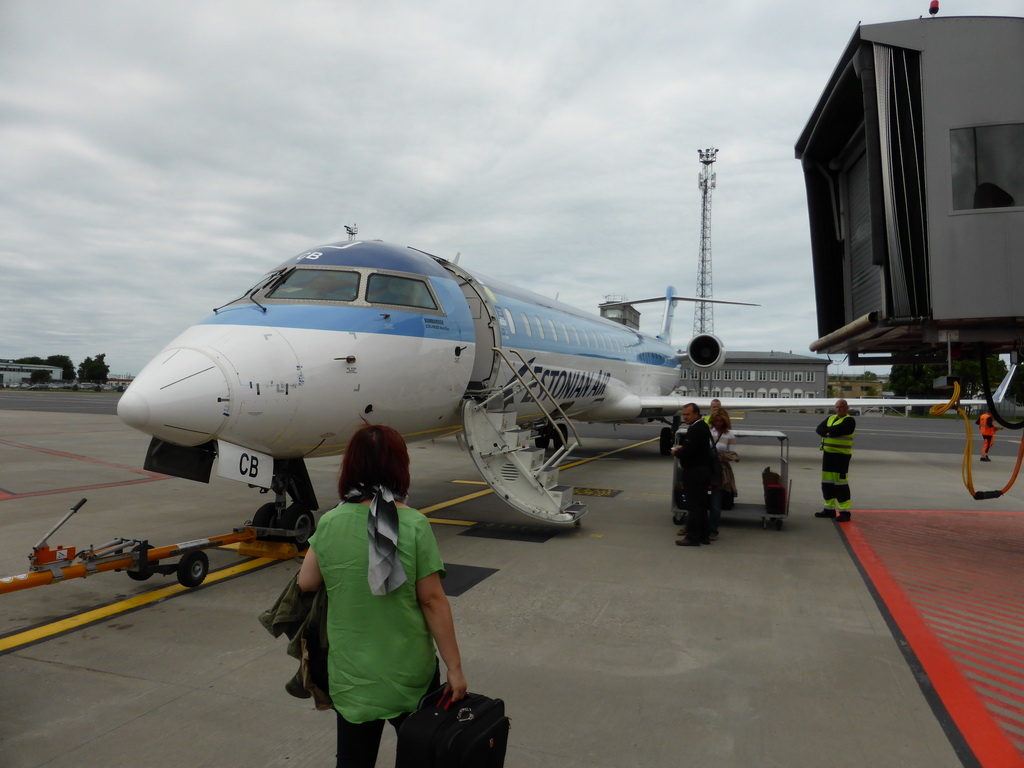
[{"left": 2, "top": 1, "right": 1020, "bottom": 378}]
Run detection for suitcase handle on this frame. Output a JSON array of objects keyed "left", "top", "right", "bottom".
[{"left": 437, "top": 689, "right": 454, "bottom": 710}]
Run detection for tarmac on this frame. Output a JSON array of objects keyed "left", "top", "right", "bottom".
[{"left": 1, "top": 397, "right": 1022, "bottom": 767}]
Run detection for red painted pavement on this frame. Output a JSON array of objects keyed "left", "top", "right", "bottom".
[
  {"left": 842, "top": 509, "right": 1024, "bottom": 767},
  {"left": 0, "top": 438, "right": 165, "bottom": 501}
]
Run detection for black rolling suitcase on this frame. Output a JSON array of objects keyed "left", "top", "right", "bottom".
[{"left": 396, "top": 687, "right": 509, "bottom": 767}]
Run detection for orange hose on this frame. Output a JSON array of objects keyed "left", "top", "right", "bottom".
[{"left": 931, "top": 383, "right": 1023, "bottom": 499}]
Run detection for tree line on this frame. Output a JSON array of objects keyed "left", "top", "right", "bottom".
[
  {"left": 13, "top": 354, "right": 110, "bottom": 384},
  {"left": 888, "top": 355, "right": 1023, "bottom": 403}
]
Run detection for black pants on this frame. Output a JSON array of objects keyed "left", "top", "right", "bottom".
[
  {"left": 820, "top": 451, "right": 852, "bottom": 511},
  {"left": 335, "top": 663, "right": 441, "bottom": 768},
  {"left": 682, "top": 466, "right": 712, "bottom": 542}
]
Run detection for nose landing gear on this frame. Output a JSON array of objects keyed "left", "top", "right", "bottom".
[
  {"left": 248, "top": 459, "right": 319, "bottom": 547},
  {"left": 251, "top": 501, "right": 315, "bottom": 546}
]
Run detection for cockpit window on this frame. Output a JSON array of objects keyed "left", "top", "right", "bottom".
[
  {"left": 267, "top": 269, "right": 360, "bottom": 301},
  {"left": 366, "top": 274, "right": 437, "bottom": 309}
]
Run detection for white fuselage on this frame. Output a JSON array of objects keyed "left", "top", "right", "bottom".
[{"left": 118, "top": 240, "right": 688, "bottom": 459}]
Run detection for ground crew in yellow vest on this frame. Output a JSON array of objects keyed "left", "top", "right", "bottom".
[
  {"left": 814, "top": 399, "right": 855, "bottom": 522},
  {"left": 702, "top": 399, "right": 722, "bottom": 426}
]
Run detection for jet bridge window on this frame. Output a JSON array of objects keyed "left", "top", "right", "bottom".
[
  {"left": 267, "top": 269, "right": 360, "bottom": 301},
  {"left": 366, "top": 274, "right": 437, "bottom": 309},
  {"left": 951, "top": 123, "right": 1024, "bottom": 210}
]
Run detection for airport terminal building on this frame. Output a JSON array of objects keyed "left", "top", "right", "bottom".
[
  {"left": 0, "top": 361, "right": 64, "bottom": 387},
  {"left": 677, "top": 350, "right": 829, "bottom": 399}
]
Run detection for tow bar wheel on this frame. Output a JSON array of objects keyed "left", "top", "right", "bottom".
[{"left": 177, "top": 550, "right": 210, "bottom": 588}]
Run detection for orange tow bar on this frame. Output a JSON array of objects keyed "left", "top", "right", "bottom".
[{"left": 0, "top": 498, "right": 262, "bottom": 595}]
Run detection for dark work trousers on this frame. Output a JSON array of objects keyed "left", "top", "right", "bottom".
[
  {"left": 335, "top": 662, "right": 441, "bottom": 768},
  {"left": 682, "top": 466, "right": 712, "bottom": 542},
  {"left": 820, "top": 451, "right": 852, "bottom": 511}
]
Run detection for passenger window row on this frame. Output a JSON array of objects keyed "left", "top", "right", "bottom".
[{"left": 500, "top": 307, "right": 634, "bottom": 355}]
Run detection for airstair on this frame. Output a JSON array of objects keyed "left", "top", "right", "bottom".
[{"left": 461, "top": 349, "right": 588, "bottom": 525}]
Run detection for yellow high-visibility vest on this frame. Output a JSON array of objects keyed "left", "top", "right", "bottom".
[{"left": 821, "top": 414, "right": 854, "bottom": 454}]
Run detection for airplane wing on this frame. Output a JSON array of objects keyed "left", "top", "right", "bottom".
[
  {"left": 627, "top": 366, "right": 1016, "bottom": 419},
  {"left": 631, "top": 393, "right": 986, "bottom": 420}
]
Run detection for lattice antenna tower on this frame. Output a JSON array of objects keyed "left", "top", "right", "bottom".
[{"left": 693, "top": 147, "right": 718, "bottom": 336}]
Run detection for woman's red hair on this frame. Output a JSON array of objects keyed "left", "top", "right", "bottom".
[{"left": 337, "top": 423, "right": 411, "bottom": 498}]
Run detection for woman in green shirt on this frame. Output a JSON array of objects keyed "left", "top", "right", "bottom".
[{"left": 298, "top": 424, "right": 467, "bottom": 767}]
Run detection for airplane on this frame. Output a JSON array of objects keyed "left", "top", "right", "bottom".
[{"left": 117, "top": 238, "right": 1005, "bottom": 537}]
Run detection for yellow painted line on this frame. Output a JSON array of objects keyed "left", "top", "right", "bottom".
[
  {"left": 402, "top": 426, "right": 464, "bottom": 440},
  {"left": 451, "top": 479, "right": 487, "bottom": 486},
  {"left": 420, "top": 488, "right": 493, "bottom": 526},
  {"left": 420, "top": 488, "right": 494, "bottom": 514},
  {"left": 2, "top": 438, "right": 656, "bottom": 652},
  {"left": 559, "top": 437, "right": 659, "bottom": 468},
  {"left": 0, "top": 557, "right": 277, "bottom": 654},
  {"left": 426, "top": 517, "right": 479, "bottom": 527},
  {"left": 421, "top": 438, "right": 658, "bottom": 526}
]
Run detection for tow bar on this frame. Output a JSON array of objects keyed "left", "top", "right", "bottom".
[{"left": 0, "top": 498, "right": 287, "bottom": 595}]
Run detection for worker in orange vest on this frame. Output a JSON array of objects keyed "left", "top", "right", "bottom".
[{"left": 975, "top": 411, "right": 1002, "bottom": 462}]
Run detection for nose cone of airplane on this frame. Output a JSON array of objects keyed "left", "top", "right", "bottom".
[{"left": 118, "top": 348, "right": 230, "bottom": 446}]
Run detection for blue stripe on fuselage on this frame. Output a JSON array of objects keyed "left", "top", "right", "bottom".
[
  {"left": 199, "top": 264, "right": 475, "bottom": 341},
  {"left": 197, "top": 302, "right": 474, "bottom": 341}
]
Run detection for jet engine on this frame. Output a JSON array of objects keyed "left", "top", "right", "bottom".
[{"left": 683, "top": 333, "right": 725, "bottom": 369}]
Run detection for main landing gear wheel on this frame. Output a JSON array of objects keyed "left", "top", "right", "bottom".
[
  {"left": 557, "top": 423, "right": 569, "bottom": 447},
  {"left": 535, "top": 423, "right": 569, "bottom": 450},
  {"left": 176, "top": 550, "right": 209, "bottom": 588}
]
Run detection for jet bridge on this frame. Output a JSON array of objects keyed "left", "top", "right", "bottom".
[{"left": 795, "top": 16, "right": 1024, "bottom": 366}]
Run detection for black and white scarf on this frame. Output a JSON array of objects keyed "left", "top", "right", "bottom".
[{"left": 343, "top": 483, "right": 408, "bottom": 595}]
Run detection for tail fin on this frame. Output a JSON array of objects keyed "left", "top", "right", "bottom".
[{"left": 657, "top": 286, "right": 677, "bottom": 344}]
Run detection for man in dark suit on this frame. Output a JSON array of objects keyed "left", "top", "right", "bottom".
[{"left": 672, "top": 403, "right": 714, "bottom": 547}]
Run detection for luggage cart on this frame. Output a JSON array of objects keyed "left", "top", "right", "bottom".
[{"left": 671, "top": 429, "right": 790, "bottom": 531}]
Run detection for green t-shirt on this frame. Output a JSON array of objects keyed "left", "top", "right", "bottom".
[{"left": 309, "top": 501, "right": 446, "bottom": 723}]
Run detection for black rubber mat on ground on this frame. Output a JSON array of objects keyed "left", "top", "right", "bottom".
[
  {"left": 441, "top": 563, "right": 498, "bottom": 597},
  {"left": 459, "top": 522, "right": 560, "bottom": 543}
]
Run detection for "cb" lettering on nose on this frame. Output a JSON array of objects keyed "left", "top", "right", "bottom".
[{"left": 239, "top": 453, "right": 260, "bottom": 478}]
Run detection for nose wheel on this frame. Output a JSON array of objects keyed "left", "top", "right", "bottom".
[{"left": 251, "top": 501, "right": 315, "bottom": 546}]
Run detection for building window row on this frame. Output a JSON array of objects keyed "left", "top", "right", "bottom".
[{"left": 688, "top": 368, "right": 821, "bottom": 383}]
